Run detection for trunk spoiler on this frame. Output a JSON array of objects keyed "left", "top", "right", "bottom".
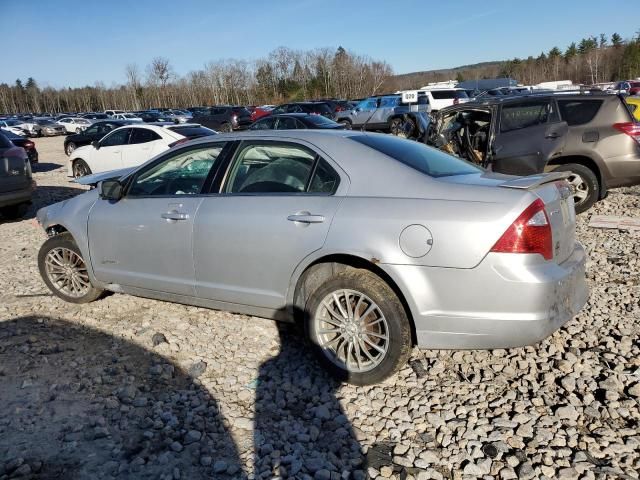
[{"left": 498, "top": 171, "right": 570, "bottom": 190}]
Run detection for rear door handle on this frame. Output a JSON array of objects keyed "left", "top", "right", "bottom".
[
  {"left": 287, "top": 213, "right": 325, "bottom": 224},
  {"left": 161, "top": 211, "right": 189, "bottom": 221}
]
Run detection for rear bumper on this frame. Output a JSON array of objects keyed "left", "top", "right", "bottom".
[
  {"left": 0, "top": 186, "right": 33, "bottom": 208},
  {"left": 604, "top": 152, "right": 640, "bottom": 188},
  {"left": 383, "top": 244, "right": 588, "bottom": 349}
]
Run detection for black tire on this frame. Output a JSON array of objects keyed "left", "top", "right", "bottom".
[
  {"left": 72, "top": 159, "right": 92, "bottom": 178},
  {"left": 337, "top": 119, "right": 352, "bottom": 130},
  {"left": 38, "top": 233, "right": 103, "bottom": 304},
  {"left": 219, "top": 122, "right": 232, "bottom": 133},
  {"left": 389, "top": 117, "right": 416, "bottom": 138},
  {"left": 552, "top": 163, "right": 598, "bottom": 214},
  {"left": 0, "top": 202, "right": 29, "bottom": 220},
  {"left": 75, "top": 128, "right": 82, "bottom": 134},
  {"left": 304, "top": 269, "right": 412, "bottom": 385},
  {"left": 65, "top": 142, "right": 76, "bottom": 156}
]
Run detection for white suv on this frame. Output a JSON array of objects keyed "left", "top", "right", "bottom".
[
  {"left": 419, "top": 88, "right": 470, "bottom": 111},
  {"left": 104, "top": 110, "right": 125, "bottom": 118}
]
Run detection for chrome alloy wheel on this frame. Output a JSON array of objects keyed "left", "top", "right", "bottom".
[
  {"left": 566, "top": 172, "right": 589, "bottom": 204},
  {"left": 313, "top": 289, "right": 390, "bottom": 373},
  {"left": 44, "top": 247, "right": 91, "bottom": 298}
]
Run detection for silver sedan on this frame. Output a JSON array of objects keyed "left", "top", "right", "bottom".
[{"left": 36, "top": 130, "right": 588, "bottom": 385}]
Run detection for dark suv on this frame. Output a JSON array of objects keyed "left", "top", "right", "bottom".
[
  {"left": 190, "top": 106, "right": 252, "bottom": 132},
  {"left": 0, "top": 131, "right": 33, "bottom": 219},
  {"left": 269, "top": 102, "right": 334, "bottom": 119},
  {"left": 428, "top": 93, "right": 640, "bottom": 212}
]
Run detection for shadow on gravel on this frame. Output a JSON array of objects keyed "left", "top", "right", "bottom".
[
  {"left": 32, "top": 163, "right": 62, "bottom": 173},
  {"left": 254, "top": 323, "right": 364, "bottom": 478},
  {"left": 0, "top": 316, "right": 242, "bottom": 479}
]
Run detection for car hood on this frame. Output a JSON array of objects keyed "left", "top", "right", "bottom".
[{"left": 74, "top": 167, "right": 135, "bottom": 186}]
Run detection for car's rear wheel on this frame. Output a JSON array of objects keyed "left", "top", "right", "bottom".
[
  {"left": 337, "top": 119, "right": 352, "bottom": 130},
  {"left": 553, "top": 163, "right": 598, "bottom": 214},
  {"left": 219, "top": 122, "right": 232, "bottom": 132},
  {"left": 72, "top": 159, "right": 92, "bottom": 178},
  {"left": 75, "top": 128, "right": 82, "bottom": 134},
  {"left": 389, "top": 117, "right": 415, "bottom": 138},
  {"left": 305, "top": 269, "right": 412, "bottom": 385},
  {"left": 0, "top": 202, "right": 29, "bottom": 220},
  {"left": 65, "top": 142, "right": 76, "bottom": 156},
  {"left": 38, "top": 233, "right": 103, "bottom": 304}
]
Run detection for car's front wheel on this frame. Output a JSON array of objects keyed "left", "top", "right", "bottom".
[
  {"left": 65, "top": 142, "right": 76, "bottom": 156},
  {"left": 553, "top": 163, "right": 598, "bottom": 214},
  {"left": 305, "top": 269, "right": 412, "bottom": 385},
  {"left": 337, "top": 119, "right": 352, "bottom": 130},
  {"left": 38, "top": 233, "right": 103, "bottom": 304},
  {"left": 72, "top": 159, "right": 92, "bottom": 178}
]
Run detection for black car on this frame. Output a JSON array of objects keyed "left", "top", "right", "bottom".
[
  {"left": 249, "top": 113, "right": 345, "bottom": 130},
  {"left": 190, "top": 106, "right": 252, "bottom": 132},
  {"left": 136, "top": 111, "right": 177, "bottom": 123},
  {"left": 311, "top": 99, "right": 354, "bottom": 113},
  {"left": 0, "top": 131, "right": 32, "bottom": 219},
  {"left": 269, "top": 102, "right": 334, "bottom": 119},
  {"left": 2, "top": 130, "right": 38, "bottom": 163},
  {"left": 82, "top": 113, "right": 110, "bottom": 120},
  {"left": 64, "top": 120, "right": 135, "bottom": 156}
]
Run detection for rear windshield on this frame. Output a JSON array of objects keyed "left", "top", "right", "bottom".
[
  {"left": 352, "top": 134, "right": 482, "bottom": 178},
  {"left": 557, "top": 100, "right": 603, "bottom": 126},
  {"left": 308, "top": 103, "right": 333, "bottom": 114},
  {"left": 430, "top": 90, "right": 469, "bottom": 100},
  {"left": 167, "top": 125, "right": 217, "bottom": 138},
  {"left": 232, "top": 107, "right": 250, "bottom": 115},
  {"left": 305, "top": 115, "right": 340, "bottom": 127}
]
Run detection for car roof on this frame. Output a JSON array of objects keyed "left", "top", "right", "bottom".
[
  {"left": 467, "top": 91, "right": 618, "bottom": 106},
  {"left": 265, "top": 113, "right": 316, "bottom": 118}
]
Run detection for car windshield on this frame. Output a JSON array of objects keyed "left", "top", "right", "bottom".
[{"left": 352, "top": 134, "right": 482, "bottom": 178}]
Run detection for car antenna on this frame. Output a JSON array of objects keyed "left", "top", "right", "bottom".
[{"left": 360, "top": 97, "right": 381, "bottom": 132}]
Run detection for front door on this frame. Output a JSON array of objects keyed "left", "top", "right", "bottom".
[
  {"left": 88, "top": 142, "right": 229, "bottom": 295},
  {"left": 123, "top": 127, "right": 167, "bottom": 168},
  {"left": 193, "top": 140, "right": 346, "bottom": 310},
  {"left": 491, "top": 100, "right": 568, "bottom": 175}
]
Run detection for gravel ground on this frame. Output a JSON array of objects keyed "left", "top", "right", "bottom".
[{"left": 0, "top": 136, "right": 639, "bottom": 480}]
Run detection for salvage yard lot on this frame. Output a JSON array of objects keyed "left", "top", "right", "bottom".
[{"left": 1, "top": 136, "right": 639, "bottom": 479}]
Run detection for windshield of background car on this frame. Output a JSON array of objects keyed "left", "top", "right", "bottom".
[
  {"left": 352, "top": 134, "right": 482, "bottom": 178},
  {"left": 305, "top": 115, "right": 340, "bottom": 127},
  {"left": 311, "top": 103, "right": 333, "bottom": 114},
  {"left": 431, "top": 90, "right": 469, "bottom": 99}
]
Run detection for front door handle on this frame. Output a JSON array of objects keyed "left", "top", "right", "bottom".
[
  {"left": 287, "top": 213, "right": 325, "bottom": 224},
  {"left": 161, "top": 211, "right": 189, "bottom": 221}
]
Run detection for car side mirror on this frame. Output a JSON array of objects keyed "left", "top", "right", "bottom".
[
  {"left": 92, "top": 140, "right": 100, "bottom": 149},
  {"left": 99, "top": 179, "right": 123, "bottom": 201}
]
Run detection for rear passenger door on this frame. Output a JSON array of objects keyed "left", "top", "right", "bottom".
[
  {"left": 491, "top": 100, "right": 567, "bottom": 175},
  {"left": 125, "top": 128, "right": 166, "bottom": 168},
  {"left": 193, "top": 140, "right": 347, "bottom": 310}
]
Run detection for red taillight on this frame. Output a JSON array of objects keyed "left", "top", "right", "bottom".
[
  {"left": 24, "top": 141, "right": 34, "bottom": 149},
  {"left": 491, "top": 198, "right": 553, "bottom": 260},
  {"left": 169, "top": 138, "right": 190, "bottom": 148},
  {"left": 335, "top": 106, "right": 345, "bottom": 112},
  {"left": 613, "top": 122, "right": 640, "bottom": 144}
]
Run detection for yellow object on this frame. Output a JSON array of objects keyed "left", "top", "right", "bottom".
[{"left": 626, "top": 96, "right": 640, "bottom": 121}]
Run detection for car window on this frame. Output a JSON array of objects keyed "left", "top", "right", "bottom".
[
  {"left": 351, "top": 134, "right": 482, "bottom": 178},
  {"left": 305, "top": 115, "right": 339, "bottom": 127},
  {"left": 500, "top": 101, "right": 552, "bottom": 133},
  {"left": 128, "top": 144, "right": 226, "bottom": 196},
  {"left": 100, "top": 128, "right": 131, "bottom": 147},
  {"left": 289, "top": 105, "right": 303, "bottom": 113},
  {"left": 380, "top": 97, "right": 400, "bottom": 107},
  {"left": 83, "top": 125, "right": 99, "bottom": 135},
  {"left": 557, "top": 100, "right": 603, "bottom": 126},
  {"left": 430, "top": 90, "right": 468, "bottom": 100},
  {"left": 308, "top": 158, "right": 339, "bottom": 194},
  {"left": 224, "top": 142, "right": 316, "bottom": 194},
  {"left": 250, "top": 117, "right": 275, "bottom": 130},
  {"left": 276, "top": 117, "right": 298, "bottom": 129},
  {"left": 129, "top": 128, "right": 162, "bottom": 144},
  {"left": 271, "top": 105, "right": 286, "bottom": 115},
  {"left": 356, "top": 99, "right": 377, "bottom": 110}
]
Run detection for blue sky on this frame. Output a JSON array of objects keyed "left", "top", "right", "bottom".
[{"left": 2, "top": 0, "right": 638, "bottom": 88}]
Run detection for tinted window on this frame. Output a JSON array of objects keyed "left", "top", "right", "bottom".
[
  {"left": 288, "top": 105, "right": 304, "bottom": 113},
  {"left": 309, "top": 158, "right": 339, "bottom": 193},
  {"left": 500, "top": 101, "right": 552, "bottom": 133},
  {"left": 100, "top": 128, "right": 130, "bottom": 147},
  {"left": 558, "top": 100, "right": 603, "bottom": 126},
  {"left": 430, "top": 90, "right": 468, "bottom": 100},
  {"left": 129, "top": 144, "right": 226, "bottom": 196},
  {"left": 276, "top": 117, "right": 299, "bottom": 129},
  {"left": 309, "top": 103, "right": 332, "bottom": 115},
  {"left": 224, "top": 143, "right": 316, "bottom": 193},
  {"left": 271, "top": 105, "right": 286, "bottom": 115},
  {"left": 351, "top": 135, "right": 482, "bottom": 178},
  {"left": 130, "top": 128, "right": 161, "bottom": 144},
  {"left": 356, "top": 99, "right": 377, "bottom": 110},
  {"left": 83, "top": 125, "right": 100, "bottom": 135},
  {"left": 167, "top": 125, "right": 216, "bottom": 138},
  {"left": 380, "top": 97, "right": 400, "bottom": 107},
  {"left": 305, "top": 115, "right": 340, "bottom": 127},
  {"left": 250, "top": 117, "right": 276, "bottom": 130}
]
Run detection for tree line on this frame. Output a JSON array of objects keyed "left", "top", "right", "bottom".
[
  {"left": 1, "top": 31, "right": 640, "bottom": 115},
  {"left": 0, "top": 46, "right": 392, "bottom": 114}
]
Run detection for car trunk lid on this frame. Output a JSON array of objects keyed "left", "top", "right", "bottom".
[{"left": 0, "top": 147, "right": 30, "bottom": 194}]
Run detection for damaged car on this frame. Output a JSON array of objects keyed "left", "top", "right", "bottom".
[{"left": 428, "top": 93, "right": 640, "bottom": 213}]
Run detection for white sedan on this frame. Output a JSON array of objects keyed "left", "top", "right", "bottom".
[
  {"left": 57, "top": 117, "right": 93, "bottom": 134},
  {"left": 113, "top": 113, "right": 143, "bottom": 122},
  {"left": 0, "top": 120, "right": 27, "bottom": 136},
  {"left": 68, "top": 123, "right": 216, "bottom": 178}
]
